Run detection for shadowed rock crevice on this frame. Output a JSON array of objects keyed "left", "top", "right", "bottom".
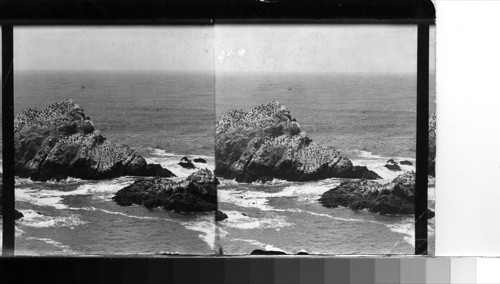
[
  {"left": 14, "top": 100, "right": 175, "bottom": 181},
  {"left": 215, "top": 101, "right": 380, "bottom": 183}
]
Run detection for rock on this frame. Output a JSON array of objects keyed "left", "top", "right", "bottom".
[
  {"left": 157, "top": 252, "right": 181, "bottom": 256},
  {"left": 215, "top": 210, "right": 228, "bottom": 221},
  {"left": 0, "top": 174, "right": 24, "bottom": 220},
  {"left": 255, "top": 175, "right": 273, "bottom": 184},
  {"left": 319, "top": 171, "right": 416, "bottom": 215},
  {"left": 429, "top": 114, "right": 436, "bottom": 176},
  {"left": 250, "top": 249, "right": 287, "bottom": 255},
  {"left": 113, "top": 169, "right": 218, "bottom": 212},
  {"left": 384, "top": 159, "right": 401, "bottom": 171},
  {"left": 14, "top": 100, "right": 175, "bottom": 181},
  {"left": 178, "top": 157, "right": 196, "bottom": 169},
  {"left": 215, "top": 101, "right": 381, "bottom": 183},
  {"left": 193, "top": 158, "right": 207, "bottom": 163},
  {"left": 428, "top": 209, "right": 435, "bottom": 219},
  {"left": 400, "top": 160, "right": 413, "bottom": 166},
  {"left": 14, "top": 210, "right": 24, "bottom": 220},
  {"left": 296, "top": 250, "right": 309, "bottom": 255}
]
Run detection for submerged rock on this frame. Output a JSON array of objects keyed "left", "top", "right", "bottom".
[
  {"left": 113, "top": 168, "right": 218, "bottom": 212},
  {"left": 14, "top": 100, "right": 175, "bottom": 181},
  {"left": 179, "top": 157, "right": 196, "bottom": 169},
  {"left": 429, "top": 114, "right": 436, "bottom": 176},
  {"left": 400, "top": 160, "right": 413, "bottom": 166},
  {"left": 193, "top": 158, "right": 207, "bottom": 163},
  {"left": 215, "top": 210, "right": 228, "bottom": 221},
  {"left": 384, "top": 159, "right": 402, "bottom": 171},
  {"left": 0, "top": 174, "right": 24, "bottom": 220},
  {"left": 319, "top": 171, "right": 416, "bottom": 215},
  {"left": 215, "top": 101, "right": 380, "bottom": 183}
]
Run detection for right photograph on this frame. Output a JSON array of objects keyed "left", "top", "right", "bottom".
[{"left": 214, "top": 24, "right": 436, "bottom": 255}]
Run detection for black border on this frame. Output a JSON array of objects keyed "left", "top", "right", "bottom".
[
  {"left": 416, "top": 23, "right": 430, "bottom": 255},
  {"left": 0, "top": 0, "right": 435, "bottom": 24},
  {"left": 1, "top": 0, "right": 434, "bottom": 276},
  {"left": 1, "top": 25, "right": 15, "bottom": 256}
]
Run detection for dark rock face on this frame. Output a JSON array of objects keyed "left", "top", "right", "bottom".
[
  {"left": 0, "top": 174, "right": 24, "bottom": 220},
  {"left": 113, "top": 169, "right": 218, "bottom": 212},
  {"left": 400, "top": 160, "right": 413, "bottom": 166},
  {"left": 319, "top": 171, "right": 416, "bottom": 215},
  {"left": 193, "top": 158, "right": 207, "bottom": 163},
  {"left": 179, "top": 157, "right": 196, "bottom": 169},
  {"left": 429, "top": 114, "right": 436, "bottom": 176},
  {"left": 215, "top": 210, "right": 228, "bottom": 221},
  {"left": 215, "top": 101, "right": 380, "bottom": 183},
  {"left": 14, "top": 100, "right": 175, "bottom": 181},
  {"left": 384, "top": 159, "right": 402, "bottom": 171}
]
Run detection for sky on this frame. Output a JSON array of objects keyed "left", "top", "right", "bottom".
[
  {"left": 215, "top": 25, "right": 436, "bottom": 74},
  {"left": 12, "top": 25, "right": 435, "bottom": 73},
  {"left": 13, "top": 27, "right": 214, "bottom": 72}
]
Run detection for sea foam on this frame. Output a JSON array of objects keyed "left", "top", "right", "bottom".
[
  {"left": 350, "top": 150, "right": 416, "bottom": 180},
  {"left": 181, "top": 214, "right": 216, "bottom": 251},
  {"left": 144, "top": 148, "right": 215, "bottom": 178},
  {"left": 220, "top": 211, "right": 293, "bottom": 230},
  {"left": 19, "top": 209, "right": 87, "bottom": 228}
]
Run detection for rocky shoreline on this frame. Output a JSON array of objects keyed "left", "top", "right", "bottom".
[
  {"left": 14, "top": 100, "right": 174, "bottom": 181},
  {"left": 10, "top": 99, "right": 436, "bottom": 221},
  {"left": 113, "top": 169, "right": 218, "bottom": 212},
  {"left": 215, "top": 101, "right": 380, "bottom": 183},
  {"left": 319, "top": 171, "right": 417, "bottom": 215},
  {"left": 317, "top": 113, "right": 436, "bottom": 216}
]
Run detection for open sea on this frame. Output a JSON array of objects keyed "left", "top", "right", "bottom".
[{"left": 1, "top": 71, "right": 435, "bottom": 255}]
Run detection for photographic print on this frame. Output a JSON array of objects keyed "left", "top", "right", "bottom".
[
  {"left": 9, "top": 27, "right": 217, "bottom": 255},
  {"left": 214, "top": 25, "right": 436, "bottom": 255},
  {"left": 1, "top": 23, "right": 435, "bottom": 256}
]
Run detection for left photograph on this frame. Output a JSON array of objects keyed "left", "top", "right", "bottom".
[{"left": 10, "top": 27, "right": 217, "bottom": 255}]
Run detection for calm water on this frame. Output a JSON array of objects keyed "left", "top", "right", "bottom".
[{"left": 1, "top": 71, "right": 435, "bottom": 255}]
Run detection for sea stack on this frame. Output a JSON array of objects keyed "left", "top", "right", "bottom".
[
  {"left": 319, "top": 171, "right": 415, "bottom": 215},
  {"left": 215, "top": 100, "right": 380, "bottom": 183},
  {"left": 113, "top": 168, "right": 218, "bottom": 212},
  {"left": 14, "top": 99, "right": 175, "bottom": 181}
]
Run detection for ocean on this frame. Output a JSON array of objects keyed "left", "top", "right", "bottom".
[{"left": 1, "top": 71, "right": 435, "bottom": 255}]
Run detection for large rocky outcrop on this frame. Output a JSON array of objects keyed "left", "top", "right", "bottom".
[
  {"left": 429, "top": 114, "right": 436, "bottom": 176},
  {"left": 319, "top": 171, "right": 415, "bottom": 215},
  {"left": 0, "top": 174, "right": 24, "bottom": 220},
  {"left": 113, "top": 169, "right": 218, "bottom": 212},
  {"left": 14, "top": 100, "right": 174, "bottom": 181},
  {"left": 215, "top": 101, "right": 380, "bottom": 183}
]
